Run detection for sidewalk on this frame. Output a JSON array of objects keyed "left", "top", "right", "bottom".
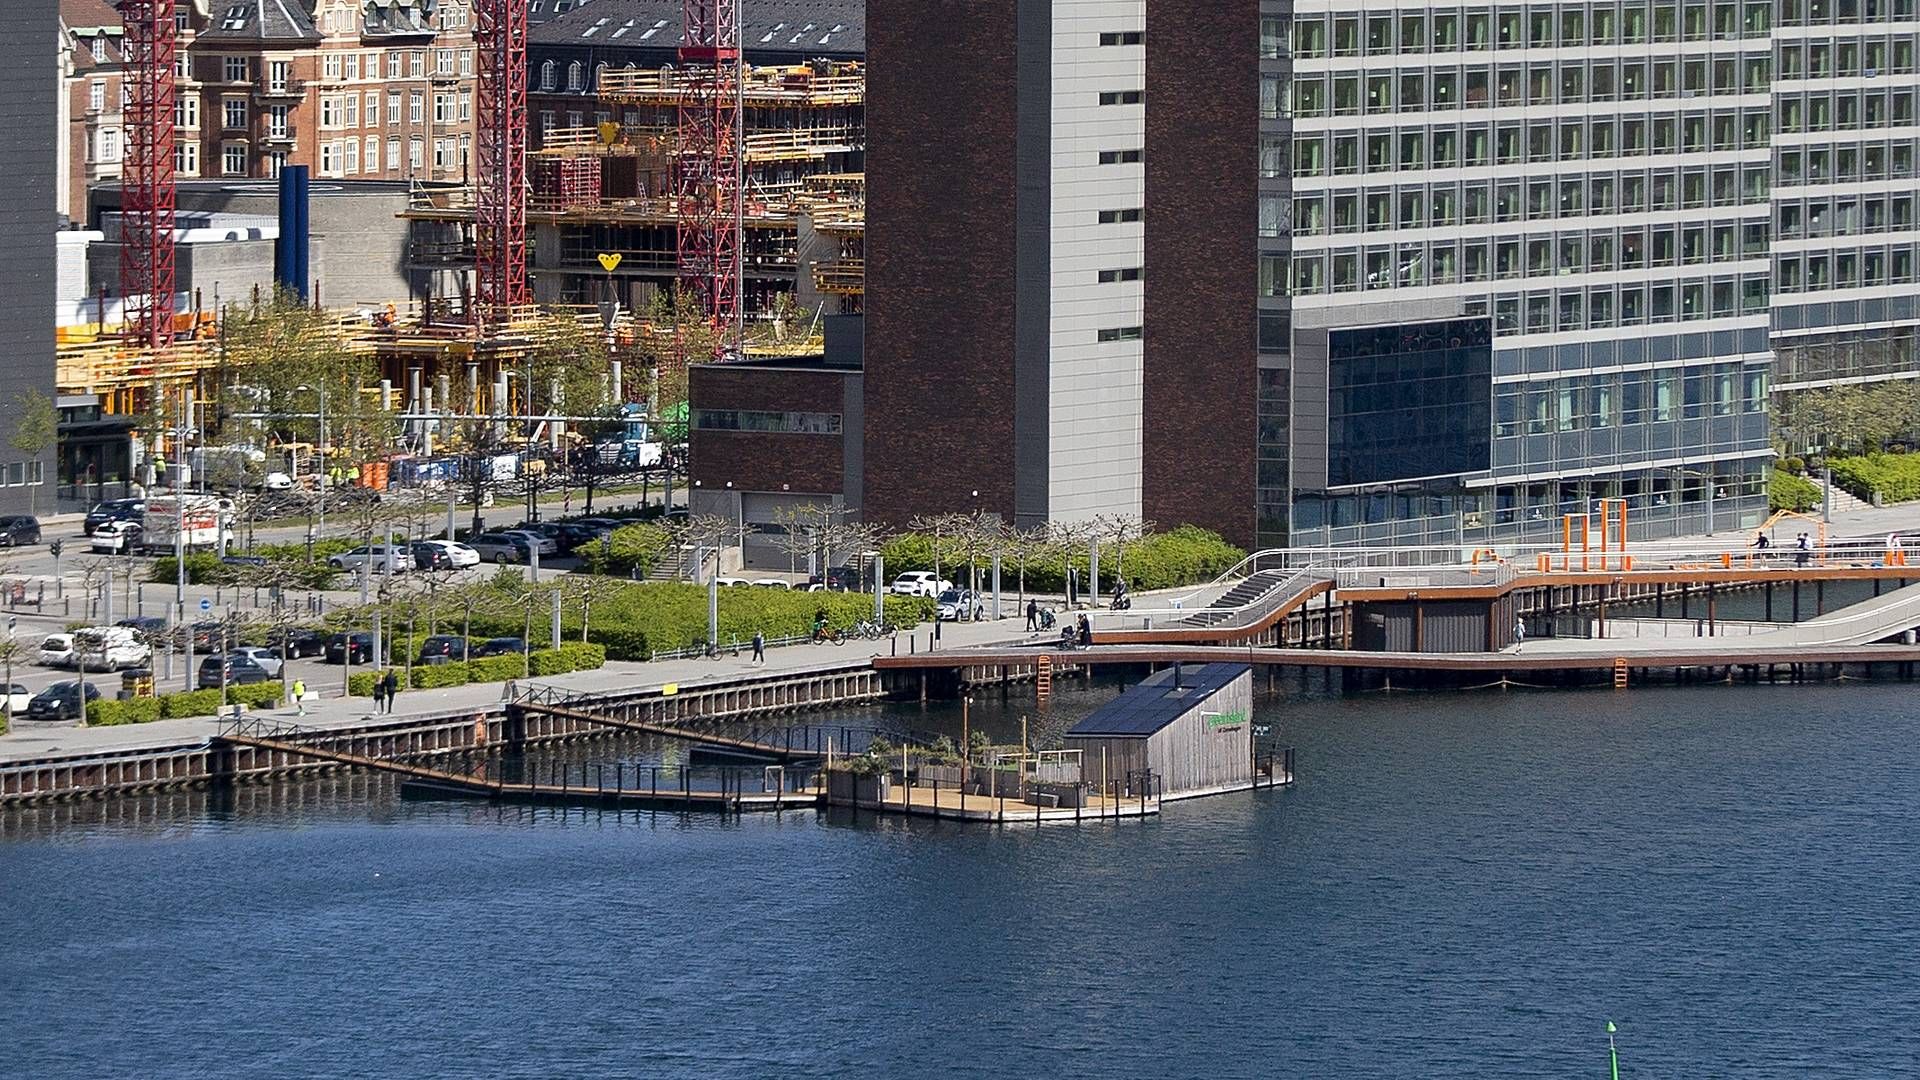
[{"left": 0, "top": 613, "right": 1040, "bottom": 764}]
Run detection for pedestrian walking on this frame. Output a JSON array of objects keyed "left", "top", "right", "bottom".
[
  {"left": 292, "top": 677, "right": 307, "bottom": 716},
  {"left": 382, "top": 669, "right": 400, "bottom": 713},
  {"left": 1796, "top": 531, "right": 1812, "bottom": 567},
  {"left": 1514, "top": 617, "right": 1526, "bottom": 652},
  {"left": 751, "top": 630, "right": 765, "bottom": 666},
  {"left": 371, "top": 671, "right": 387, "bottom": 713},
  {"left": 1025, "top": 598, "right": 1038, "bottom": 631},
  {"left": 1755, "top": 531, "right": 1770, "bottom": 550}
]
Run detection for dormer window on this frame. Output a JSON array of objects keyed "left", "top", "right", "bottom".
[{"left": 220, "top": 5, "right": 250, "bottom": 31}]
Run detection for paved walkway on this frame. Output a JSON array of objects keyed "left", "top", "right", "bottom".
[{"left": 0, "top": 613, "right": 1041, "bottom": 764}]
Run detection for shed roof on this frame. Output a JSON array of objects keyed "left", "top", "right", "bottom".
[{"left": 1066, "top": 663, "right": 1251, "bottom": 739}]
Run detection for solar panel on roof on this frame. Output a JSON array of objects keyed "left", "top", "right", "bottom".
[{"left": 1066, "top": 664, "right": 1251, "bottom": 738}]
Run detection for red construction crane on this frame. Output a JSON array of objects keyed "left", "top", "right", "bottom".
[
  {"left": 473, "top": 0, "right": 529, "bottom": 331},
  {"left": 675, "top": 0, "right": 743, "bottom": 363},
  {"left": 119, "top": 0, "right": 177, "bottom": 348}
]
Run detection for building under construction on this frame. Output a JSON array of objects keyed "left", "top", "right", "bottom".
[{"left": 404, "top": 0, "right": 865, "bottom": 319}]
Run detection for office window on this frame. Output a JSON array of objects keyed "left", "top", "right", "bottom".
[
  {"left": 409, "top": 90, "right": 424, "bottom": 123},
  {"left": 89, "top": 81, "right": 105, "bottom": 113},
  {"left": 320, "top": 140, "right": 340, "bottom": 175},
  {"left": 388, "top": 91, "right": 401, "bottom": 124},
  {"left": 175, "top": 141, "right": 199, "bottom": 176},
  {"left": 1097, "top": 267, "right": 1143, "bottom": 283},
  {"left": 364, "top": 136, "right": 379, "bottom": 172},
  {"left": 1098, "top": 208, "right": 1143, "bottom": 224},
  {"left": 223, "top": 56, "right": 248, "bottom": 82},
  {"left": 223, "top": 142, "right": 246, "bottom": 176},
  {"left": 344, "top": 138, "right": 359, "bottom": 174},
  {"left": 1098, "top": 149, "right": 1143, "bottom": 164},
  {"left": 1096, "top": 326, "right": 1144, "bottom": 343},
  {"left": 1097, "top": 90, "right": 1144, "bottom": 106},
  {"left": 1102, "top": 30, "right": 1144, "bottom": 47},
  {"left": 365, "top": 92, "right": 380, "bottom": 125},
  {"left": 223, "top": 98, "right": 248, "bottom": 130},
  {"left": 409, "top": 137, "right": 423, "bottom": 170}
]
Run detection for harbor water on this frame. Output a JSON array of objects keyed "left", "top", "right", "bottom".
[{"left": 4, "top": 677, "right": 1917, "bottom": 1077}]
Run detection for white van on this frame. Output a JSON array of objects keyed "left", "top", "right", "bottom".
[{"left": 72, "top": 626, "right": 153, "bottom": 672}]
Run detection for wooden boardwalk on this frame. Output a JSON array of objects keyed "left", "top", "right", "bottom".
[
  {"left": 509, "top": 699, "right": 822, "bottom": 761},
  {"left": 831, "top": 782, "right": 1162, "bottom": 824},
  {"left": 872, "top": 642, "right": 1920, "bottom": 676}
]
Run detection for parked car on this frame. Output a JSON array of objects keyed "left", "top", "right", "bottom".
[
  {"left": 181, "top": 621, "right": 229, "bottom": 653},
  {"left": 936, "top": 588, "right": 980, "bottom": 621},
  {"left": 809, "top": 566, "right": 863, "bottom": 592},
  {"left": 413, "top": 540, "right": 480, "bottom": 570},
  {"left": 0, "top": 515, "right": 42, "bottom": 547},
  {"left": 324, "top": 632, "right": 379, "bottom": 665},
  {"left": 501, "top": 529, "right": 557, "bottom": 557},
  {"left": 89, "top": 519, "right": 145, "bottom": 554},
  {"left": 72, "top": 626, "right": 153, "bottom": 671},
  {"left": 228, "top": 645, "right": 283, "bottom": 678},
  {"left": 25, "top": 681, "right": 101, "bottom": 721},
  {"left": 417, "top": 634, "right": 470, "bottom": 663},
  {"left": 550, "top": 523, "right": 610, "bottom": 552},
  {"left": 573, "top": 518, "right": 624, "bottom": 533},
  {"left": 84, "top": 498, "right": 145, "bottom": 535},
  {"left": 37, "top": 634, "right": 75, "bottom": 669},
  {"left": 264, "top": 627, "right": 328, "bottom": 659},
  {"left": 714, "top": 577, "right": 752, "bottom": 588},
  {"left": 469, "top": 637, "right": 527, "bottom": 658},
  {"left": 197, "top": 653, "right": 272, "bottom": 689},
  {"left": 115, "top": 615, "right": 170, "bottom": 638},
  {"left": 220, "top": 554, "right": 269, "bottom": 569},
  {"left": 262, "top": 471, "right": 294, "bottom": 490},
  {"left": 1, "top": 683, "right": 30, "bottom": 716},
  {"left": 328, "top": 544, "right": 410, "bottom": 573},
  {"left": 889, "top": 571, "right": 951, "bottom": 597},
  {"left": 753, "top": 579, "right": 793, "bottom": 590},
  {"left": 467, "top": 532, "right": 532, "bottom": 564}
]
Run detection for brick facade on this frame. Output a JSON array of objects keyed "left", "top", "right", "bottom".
[
  {"left": 689, "top": 364, "right": 850, "bottom": 495},
  {"left": 1142, "top": 0, "right": 1259, "bottom": 547},
  {"left": 861, "top": 0, "right": 1019, "bottom": 529}
]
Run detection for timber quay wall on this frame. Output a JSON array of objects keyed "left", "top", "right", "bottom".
[{"left": 0, "top": 665, "right": 889, "bottom": 806}]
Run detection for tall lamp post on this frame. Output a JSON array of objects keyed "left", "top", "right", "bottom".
[{"left": 297, "top": 383, "right": 328, "bottom": 544}]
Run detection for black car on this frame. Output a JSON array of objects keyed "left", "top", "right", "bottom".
[
  {"left": 469, "top": 637, "right": 527, "bottom": 658},
  {"left": 265, "top": 627, "right": 328, "bottom": 658},
  {"left": 84, "top": 499, "right": 143, "bottom": 535},
  {"left": 417, "top": 634, "right": 469, "bottom": 663},
  {"left": 0, "top": 515, "right": 42, "bottom": 547},
  {"left": 197, "top": 654, "right": 271, "bottom": 690},
  {"left": 550, "top": 523, "right": 611, "bottom": 552},
  {"left": 115, "top": 616, "right": 171, "bottom": 640},
  {"left": 180, "top": 621, "right": 228, "bottom": 653},
  {"left": 25, "top": 681, "right": 101, "bottom": 721},
  {"left": 809, "top": 566, "right": 863, "bottom": 592},
  {"left": 324, "top": 632, "right": 378, "bottom": 665},
  {"left": 412, "top": 542, "right": 450, "bottom": 571}
]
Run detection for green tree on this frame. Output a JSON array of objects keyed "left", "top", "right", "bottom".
[{"left": 8, "top": 389, "right": 57, "bottom": 514}]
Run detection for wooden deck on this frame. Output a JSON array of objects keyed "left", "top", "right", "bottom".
[
  {"left": 871, "top": 642, "right": 1920, "bottom": 675},
  {"left": 830, "top": 782, "right": 1161, "bottom": 824}
]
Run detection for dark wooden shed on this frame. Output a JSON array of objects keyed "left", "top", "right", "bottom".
[{"left": 1064, "top": 663, "right": 1254, "bottom": 798}]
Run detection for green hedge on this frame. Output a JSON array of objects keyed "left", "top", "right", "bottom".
[
  {"left": 1828, "top": 452, "right": 1920, "bottom": 504},
  {"left": 409, "top": 662, "right": 471, "bottom": 690},
  {"left": 87, "top": 697, "right": 164, "bottom": 726},
  {"left": 348, "top": 672, "right": 382, "bottom": 697},
  {"left": 160, "top": 690, "right": 226, "bottom": 719},
  {"left": 529, "top": 642, "right": 607, "bottom": 676},
  {"left": 879, "top": 525, "right": 1246, "bottom": 594},
  {"left": 227, "top": 683, "right": 282, "bottom": 710},
  {"left": 1770, "top": 469, "right": 1822, "bottom": 512},
  {"left": 461, "top": 583, "right": 933, "bottom": 661},
  {"left": 576, "top": 522, "right": 672, "bottom": 577},
  {"left": 466, "top": 654, "right": 528, "bottom": 682},
  {"left": 150, "top": 553, "right": 336, "bottom": 590}
]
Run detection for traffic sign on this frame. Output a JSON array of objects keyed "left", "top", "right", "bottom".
[{"left": 199, "top": 598, "right": 212, "bottom": 613}]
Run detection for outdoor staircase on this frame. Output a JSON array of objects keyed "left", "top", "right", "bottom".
[
  {"left": 1808, "top": 476, "right": 1872, "bottom": 516},
  {"left": 1177, "top": 570, "right": 1294, "bottom": 627},
  {"left": 647, "top": 545, "right": 691, "bottom": 582}
]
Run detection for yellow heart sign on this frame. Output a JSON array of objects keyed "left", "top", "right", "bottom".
[
  {"left": 597, "top": 121, "right": 620, "bottom": 145},
  {"left": 597, "top": 252, "right": 623, "bottom": 272}
]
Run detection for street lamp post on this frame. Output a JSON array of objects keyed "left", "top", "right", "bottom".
[{"left": 297, "top": 383, "right": 328, "bottom": 543}]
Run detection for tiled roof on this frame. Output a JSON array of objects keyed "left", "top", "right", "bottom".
[
  {"left": 531, "top": 0, "right": 863, "bottom": 56},
  {"left": 196, "top": 0, "right": 322, "bottom": 43},
  {"left": 61, "top": 0, "right": 123, "bottom": 30}
]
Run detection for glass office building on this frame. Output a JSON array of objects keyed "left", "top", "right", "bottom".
[{"left": 1258, "top": 0, "right": 1920, "bottom": 548}]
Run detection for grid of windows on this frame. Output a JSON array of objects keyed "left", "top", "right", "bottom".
[{"left": 691, "top": 410, "right": 842, "bottom": 435}]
